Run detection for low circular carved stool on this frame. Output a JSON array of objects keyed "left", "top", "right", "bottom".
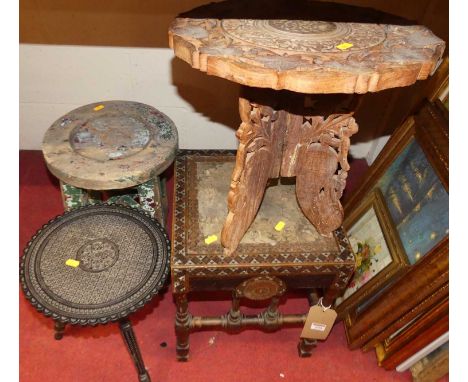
[
  {"left": 42, "top": 100, "right": 178, "bottom": 225},
  {"left": 20, "top": 204, "right": 171, "bottom": 382}
]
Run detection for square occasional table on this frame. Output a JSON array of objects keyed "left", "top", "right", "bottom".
[{"left": 171, "top": 150, "right": 355, "bottom": 360}]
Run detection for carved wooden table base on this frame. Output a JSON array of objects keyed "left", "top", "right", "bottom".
[
  {"left": 222, "top": 88, "right": 358, "bottom": 254},
  {"left": 175, "top": 277, "right": 319, "bottom": 361}
]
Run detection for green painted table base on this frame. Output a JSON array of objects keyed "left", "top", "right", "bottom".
[{"left": 60, "top": 178, "right": 168, "bottom": 226}]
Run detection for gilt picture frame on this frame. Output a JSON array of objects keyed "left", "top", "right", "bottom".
[
  {"left": 341, "top": 100, "right": 449, "bottom": 349},
  {"left": 334, "top": 188, "right": 408, "bottom": 316}
]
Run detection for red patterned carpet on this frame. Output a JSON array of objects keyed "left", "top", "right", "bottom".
[{"left": 20, "top": 150, "right": 442, "bottom": 382}]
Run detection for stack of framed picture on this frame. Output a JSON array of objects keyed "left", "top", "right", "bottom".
[{"left": 335, "top": 84, "right": 449, "bottom": 371}]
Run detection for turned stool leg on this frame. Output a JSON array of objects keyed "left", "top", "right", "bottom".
[
  {"left": 175, "top": 294, "right": 191, "bottom": 361},
  {"left": 54, "top": 321, "right": 66, "bottom": 340},
  {"left": 159, "top": 177, "right": 168, "bottom": 223},
  {"left": 119, "top": 319, "right": 151, "bottom": 382},
  {"left": 137, "top": 178, "right": 165, "bottom": 226},
  {"left": 60, "top": 181, "right": 102, "bottom": 210},
  {"left": 297, "top": 290, "right": 319, "bottom": 357},
  {"left": 298, "top": 338, "right": 317, "bottom": 357},
  {"left": 60, "top": 181, "right": 89, "bottom": 210},
  {"left": 322, "top": 284, "right": 340, "bottom": 308}
]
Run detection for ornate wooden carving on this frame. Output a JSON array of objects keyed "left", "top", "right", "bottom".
[
  {"left": 169, "top": 3, "right": 445, "bottom": 94},
  {"left": 174, "top": 294, "right": 191, "bottom": 362},
  {"left": 295, "top": 114, "right": 358, "bottom": 235},
  {"left": 119, "top": 319, "right": 152, "bottom": 382},
  {"left": 221, "top": 90, "right": 358, "bottom": 254},
  {"left": 221, "top": 98, "right": 284, "bottom": 254},
  {"left": 172, "top": 151, "right": 356, "bottom": 360},
  {"left": 235, "top": 276, "right": 286, "bottom": 301},
  {"left": 169, "top": 4, "right": 444, "bottom": 254}
]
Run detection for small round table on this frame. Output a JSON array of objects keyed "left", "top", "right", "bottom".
[
  {"left": 169, "top": 0, "right": 445, "bottom": 257},
  {"left": 20, "top": 204, "right": 171, "bottom": 382},
  {"left": 42, "top": 100, "right": 178, "bottom": 225}
]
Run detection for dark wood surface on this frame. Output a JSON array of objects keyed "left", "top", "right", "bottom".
[
  {"left": 378, "top": 314, "right": 449, "bottom": 370},
  {"left": 375, "top": 296, "right": 448, "bottom": 369},
  {"left": 171, "top": 150, "right": 356, "bottom": 360}
]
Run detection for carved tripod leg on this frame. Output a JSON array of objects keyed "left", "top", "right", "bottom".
[
  {"left": 119, "top": 319, "right": 151, "bottom": 382},
  {"left": 294, "top": 114, "right": 358, "bottom": 236},
  {"left": 175, "top": 294, "right": 191, "bottom": 361},
  {"left": 221, "top": 95, "right": 285, "bottom": 255},
  {"left": 54, "top": 321, "right": 66, "bottom": 340}
]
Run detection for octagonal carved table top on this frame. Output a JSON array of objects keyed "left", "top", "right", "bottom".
[{"left": 169, "top": 1, "right": 445, "bottom": 94}]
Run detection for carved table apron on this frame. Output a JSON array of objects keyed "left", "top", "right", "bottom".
[{"left": 169, "top": 3, "right": 445, "bottom": 256}]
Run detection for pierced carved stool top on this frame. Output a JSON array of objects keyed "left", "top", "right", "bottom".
[
  {"left": 169, "top": 0, "right": 445, "bottom": 93},
  {"left": 42, "top": 101, "right": 178, "bottom": 190},
  {"left": 20, "top": 204, "right": 171, "bottom": 325}
]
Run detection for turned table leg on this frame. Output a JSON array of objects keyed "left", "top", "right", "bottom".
[
  {"left": 119, "top": 319, "right": 151, "bottom": 382},
  {"left": 322, "top": 284, "right": 341, "bottom": 308},
  {"left": 297, "top": 290, "right": 320, "bottom": 357},
  {"left": 175, "top": 294, "right": 191, "bottom": 361},
  {"left": 54, "top": 321, "right": 66, "bottom": 340}
]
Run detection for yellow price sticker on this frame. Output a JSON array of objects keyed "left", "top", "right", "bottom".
[
  {"left": 275, "top": 221, "right": 286, "bottom": 232},
  {"left": 93, "top": 104, "right": 105, "bottom": 111},
  {"left": 65, "top": 259, "right": 80, "bottom": 268},
  {"left": 336, "top": 42, "right": 353, "bottom": 51},
  {"left": 204, "top": 235, "right": 218, "bottom": 245}
]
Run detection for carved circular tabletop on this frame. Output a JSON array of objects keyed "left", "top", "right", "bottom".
[
  {"left": 220, "top": 20, "right": 386, "bottom": 53},
  {"left": 20, "top": 204, "right": 171, "bottom": 325},
  {"left": 169, "top": 2, "right": 445, "bottom": 94},
  {"left": 43, "top": 101, "right": 179, "bottom": 190}
]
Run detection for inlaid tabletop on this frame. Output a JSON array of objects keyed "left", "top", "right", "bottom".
[
  {"left": 169, "top": 0, "right": 445, "bottom": 93},
  {"left": 20, "top": 204, "right": 171, "bottom": 324},
  {"left": 43, "top": 101, "right": 178, "bottom": 190}
]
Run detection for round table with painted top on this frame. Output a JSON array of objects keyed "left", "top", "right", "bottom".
[
  {"left": 42, "top": 100, "right": 178, "bottom": 225},
  {"left": 20, "top": 204, "right": 171, "bottom": 382}
]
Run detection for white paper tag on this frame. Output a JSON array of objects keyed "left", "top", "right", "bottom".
[
  {"left": 300, "top": 298, "right": 337, "bottom": 340},
  {"left": 310, "top": 322, "right": 327, "bottom": 332}
]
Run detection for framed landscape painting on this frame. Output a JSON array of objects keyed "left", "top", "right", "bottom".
[{"left": 376, "top": 137, "right": 449, "bottom": 265}]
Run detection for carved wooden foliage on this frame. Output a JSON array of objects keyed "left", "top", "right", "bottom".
[
  {"left": 221, "top": 94, "right": 358, "bottom": 255},
  {"left": 296, "top": 114, "right": 358, "bottom": 235},
  {"left": 221, "top": 98, "right": 285, "bottom": 254}
]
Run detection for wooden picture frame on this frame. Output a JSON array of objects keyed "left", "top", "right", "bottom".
[
  {"left": 374, "top": 294, "right": 449, "bottom": 369},
  {"left": 334, "top": 189, "right": 408, "bottom": 316},
  {"left": 429, "top": 56, "right": 449, "bottom": 110},
  {"left": 341, "top": 100, "right": 449, "bottom": 349}
]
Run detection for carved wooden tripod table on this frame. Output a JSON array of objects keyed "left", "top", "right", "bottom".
[
  {"left": 170, "top": 7, "right": 444, "bottom": 256},
  {"left": 168, "top": 0, "right": 444, "bottom": 360}
]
